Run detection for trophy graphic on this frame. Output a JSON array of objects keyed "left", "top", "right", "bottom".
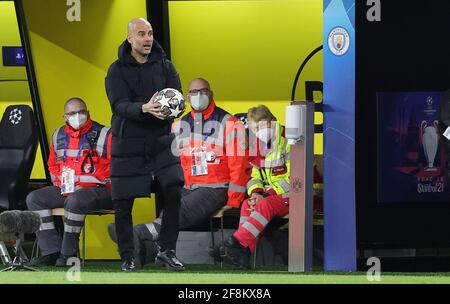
[{"left": 421, "top": 120, "right": 439, "bottom": 171}]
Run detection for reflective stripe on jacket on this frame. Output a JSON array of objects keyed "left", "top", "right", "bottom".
[
  {"left": 48, "top": 118, "right": 112, "bottom": 193},
  {"left": 173, "top": 101, "right": 251, "bottom": 208}
]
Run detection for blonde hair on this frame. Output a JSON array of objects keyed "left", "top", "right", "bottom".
[{"left": 247, "top": 105, "right": 276, "bottom": 123}]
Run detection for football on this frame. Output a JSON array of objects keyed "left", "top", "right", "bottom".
[{"left": 154, "top": 88, "right": 186, "bottom": 119}]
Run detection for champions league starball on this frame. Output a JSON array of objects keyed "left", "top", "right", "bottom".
[{"left": 154, "top": 88, "right": 186, "bottom": 119}]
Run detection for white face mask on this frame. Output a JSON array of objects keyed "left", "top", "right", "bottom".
[
  {"left": 256, "top": 127, "right": 274, "bottom": 143},
  {"left": 68, "top": 113, "right": 88, "bottom": 130},
  {"left": 190, "top": 93, "right": 210, "bottom": 111}
]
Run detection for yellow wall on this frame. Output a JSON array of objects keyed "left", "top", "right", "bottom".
[
  {"left": 22, "top": 0, "right": 152, "bottom": 259},
  {"left": 0, "top": 1, "right": 45, "bottom": 179},
  {"left": 168, "top": 0, "right": 323, "bottom": 153}
]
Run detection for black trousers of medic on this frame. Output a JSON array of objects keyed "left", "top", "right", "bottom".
[{"left": 26, "top": 186, "right": 112, "bottom": 256}]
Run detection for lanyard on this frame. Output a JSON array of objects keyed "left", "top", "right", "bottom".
[{"left": 63, "top": 134, "right": 87, "bottom": 164}]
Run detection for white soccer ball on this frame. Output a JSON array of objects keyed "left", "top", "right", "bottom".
[{"left": 154, "top": 88, "right": 186, "bottom": 119}]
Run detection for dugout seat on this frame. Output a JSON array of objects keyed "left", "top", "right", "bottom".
[{"left": 0, "top": 105, "right": 38, "bottom": 210}]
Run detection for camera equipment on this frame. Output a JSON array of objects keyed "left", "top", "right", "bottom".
[{"left": 0, "top": 210, "right": 41, "bottom": 272}]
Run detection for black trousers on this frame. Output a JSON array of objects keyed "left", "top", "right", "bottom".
[
  {"left": 114, "top": 163, "right": 183, "bottom": 260},
  {"left": 138, "top": 187, "right": 228, "bottom": 241},
  {"left": 26, "top": 186, "right": 112, "bottom": 256}
]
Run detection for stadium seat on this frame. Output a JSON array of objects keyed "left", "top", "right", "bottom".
[{"left": 0, "top": 105, "right": 38, "bottom": 210}]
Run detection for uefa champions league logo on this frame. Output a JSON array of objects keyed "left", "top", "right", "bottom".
[{"left": 9, "top": 108, "right": 23, "bottom": 125}]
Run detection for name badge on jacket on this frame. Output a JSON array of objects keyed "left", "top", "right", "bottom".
[
  {"left": 272, "top": 165, "right": 287, "bottom": 176},
  {"left": 61, "top": 167, "right": 75, "bottom": 195}
]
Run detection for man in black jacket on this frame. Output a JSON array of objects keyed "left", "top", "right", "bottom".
[{"left": 105, "top": 18, "right": 184, "bottom": 272}]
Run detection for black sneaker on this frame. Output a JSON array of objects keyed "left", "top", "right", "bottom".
[
  {"left": 55, "top": 255, "right": 78, "bottom": 267},
  {"left": 121, "top": 258, "right": 136, "bottom": 272},
  {"left": 108, "top": 223, "right": 145, "bottom": 269},
  {"left": 221, "top": 236, "right": 251, "bottom": 269},
  {"left": 155, "top": 249, "right": 185, "bottom": 272},
  {"left": 30, "top": 252, "right": 59, "bottom": 267}
]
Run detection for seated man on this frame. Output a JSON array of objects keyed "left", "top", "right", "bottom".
[
  {"left": 27, "top": 97, "right": 113, "bottom": 267},
  {"left": 219, "top": 105, "right": 291, "bottom": 269},
  {"left": 108, "top": 78, "right": 250, "bottom": 267}
]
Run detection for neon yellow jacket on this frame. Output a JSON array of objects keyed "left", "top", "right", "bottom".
[{"left": 247, "top": 124, "right": 290, "bottom": 197}]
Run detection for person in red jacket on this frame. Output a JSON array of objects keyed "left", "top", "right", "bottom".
[
  {"left": 107, "top": 78, "right": 251, "bottom": 266},
  {"left": 27, "top": 97, "right": 113, "bottom": 267}
]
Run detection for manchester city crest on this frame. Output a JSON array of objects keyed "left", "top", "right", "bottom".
[{"left": 328, "top": 27, "right": 350, "bottom": 56}]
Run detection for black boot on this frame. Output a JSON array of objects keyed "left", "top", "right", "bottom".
[
  {"left": 108, "top": 223, "right": 146, "bottom": 269},
  {"left": 30, "top": 252, "right": 59, "bottom": 267},
  {"left": 155, "top": 248, "right": 185, "bottom": 272},
  {"left": 121, "top": 257, "right": 136, "bottom": 272},
  {"left": 221, "top": 236, "right": 251, "bottom": 269},
  {"left": 55, "top": 255, "right": 78, "bottom": 267}
]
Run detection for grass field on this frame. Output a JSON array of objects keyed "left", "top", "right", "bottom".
[{"left": 2, "top": 261, "right": 450, "bottom": 284}]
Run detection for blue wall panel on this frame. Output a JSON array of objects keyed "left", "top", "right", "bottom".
[{"left": 323, "top": 0, "right": 356, "bottom": 271}]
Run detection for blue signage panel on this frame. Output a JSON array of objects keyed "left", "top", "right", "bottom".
[
  {"left": 2, "top": 46, "right": 25, "bottom": 66},
  {"left": 323, "top": 0, "right": 356, "bottom": 271},
  {"left": 377, "top": 92, "right": 447, "bottom": 203}
]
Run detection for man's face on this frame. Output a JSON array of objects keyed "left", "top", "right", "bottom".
[
  {"left": 63, "top": 102, "right": 88, "bottom": 123},
  {"left": 187, "top": 80, "right": 212, "bottom": 102},
  {"left": 128, "top": 20, "right": 154, "bottom": 56}
]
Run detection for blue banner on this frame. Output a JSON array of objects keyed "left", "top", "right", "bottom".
[
  {"left": 377, "top": 92, "right": 448, "bottom": 203},
  {"left": 323, "top": 0, "right": 356, "bottom": 271}
]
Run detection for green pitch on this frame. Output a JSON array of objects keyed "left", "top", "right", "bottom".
[{"left": 1, "top": 262, "right": 450, "bottom": 284}]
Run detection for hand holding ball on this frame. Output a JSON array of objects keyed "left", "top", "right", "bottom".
[
  {"left": 143, "top": 88, "right": 186, "bottom": 120},
  {"left": 153, "top": 88, "right": 186, "bottom": 120}
]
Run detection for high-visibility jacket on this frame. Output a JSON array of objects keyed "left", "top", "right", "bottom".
[
  {"left": 173, "top": 100, "right": 251, "bottom": 208},
  {"left": 246, "top": 124, "right": 290, "bottom": 197},
  {"left": 48, "top": 118, "right": 112, "bottom": 193}
]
